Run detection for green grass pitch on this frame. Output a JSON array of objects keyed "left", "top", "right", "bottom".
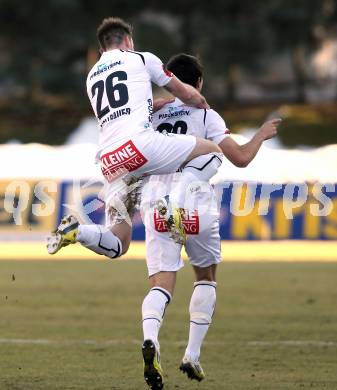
[{"left": 0, "top": 260, "right": 337, "bottom": 389}]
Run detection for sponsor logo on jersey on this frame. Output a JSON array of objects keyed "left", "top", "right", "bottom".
[
  {"left": 100, "top": 141, "right": 147, "bottom": 182},
  {"left": 154, "top": 209, "right": 200, "bottom": 234},
  {"left": 90, "top": 60, "right": 123, "bottom": 80},
  {"left": 158, "top": 108, "right": 190, "bottom": 120},
  {"left": 147, "top": 98, "right": 153, "bottom": 123}
]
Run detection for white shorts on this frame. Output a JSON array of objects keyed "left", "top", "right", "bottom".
[
  {"left": 144, "top": 207, "right": 221, "bottom": 277},
  {"left": 100, "top": 129, "right": 196, "bottom": 182},
  {"left": 100, "top": 129, "right": 196, "bottom": 226}
]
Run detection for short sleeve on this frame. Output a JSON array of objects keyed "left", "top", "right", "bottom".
[
  {"left": 143, "top": 52, "right": 173, "bottom": 87},
  {"left": 205, "top": 109, "right": 230, "bottom": 144}
]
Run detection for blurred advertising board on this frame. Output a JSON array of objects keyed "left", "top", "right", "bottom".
[{"left": 0, "top": 180, "right": 336, "bottom": 240}]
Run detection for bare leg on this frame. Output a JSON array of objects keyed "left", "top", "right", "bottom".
[
  {"left": 110, "top": 221, "right": 132, "bottom": 255},
  {"left": 193, "top": 264, "right": 217, "bottom": 282},
  {"left": 149, "top": 271, "right": 177, "bottom": 296},
  {"left": 184, "top": 138, "right": 222, "bottom": 164}
]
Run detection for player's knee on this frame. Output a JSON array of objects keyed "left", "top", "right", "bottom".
[
  {"left": 187, "top": 139, "right": 221, "bottom": 162},
  {"left": 207, "top": 141, "right": 222, "bottom": 154},
  {"left": 196, "top": 138, "right": 222, "bottom": 155},
  {"left": 184, "top": 153, "right": 223, "bottom": 182},
  {"left": 120, "top": 238, "right": 130, "bottom": 255}
]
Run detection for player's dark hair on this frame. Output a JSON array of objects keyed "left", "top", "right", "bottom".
[
  {"left": 166, "top": 54, "right": 203, "bottom": 88},
  {"left": 97, "top": 17, "right": 132, "bottom": 50}
]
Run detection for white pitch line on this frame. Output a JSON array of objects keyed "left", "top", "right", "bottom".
[
  {"left": 247, "top": 340, "right": 337, "bottom": 347},
  {"left": 0, "top": 339, "right": 53, "bottom": 345},
  {"left": 0, "top": 338, "right": 141, "bottom": 346},
  {"left": 0, "top": 339, "right": 336, "bottom": 347}
]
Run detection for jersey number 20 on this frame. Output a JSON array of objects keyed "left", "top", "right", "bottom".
[
  {"left": 91, "top": 71, "right": 129, "bottom": 119},
  {"left": 156, "top": 121, "right": 188, "bottom": 135}
]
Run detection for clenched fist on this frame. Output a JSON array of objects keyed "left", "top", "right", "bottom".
[{"left": 258, "top": 118, "right": 282, "bottom": 141}]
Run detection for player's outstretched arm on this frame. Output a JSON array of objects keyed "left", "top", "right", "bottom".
[
  {"left": 219, "top": 119, "right": 281, "bottom": 167},
  {"left": 165, "top": 76, "right": 210, "bottom": 109}
]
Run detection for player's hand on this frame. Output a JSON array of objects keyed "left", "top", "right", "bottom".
[
  {"left": 259, "top": 118, "right": 282, "bottom": 140},
  {"left": 153, "top": 97, "right": 175, "bottom": 113}
]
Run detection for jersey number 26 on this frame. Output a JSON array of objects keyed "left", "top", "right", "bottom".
[{"left": 91, "top": 71, "right": 129, "bottom": 119}]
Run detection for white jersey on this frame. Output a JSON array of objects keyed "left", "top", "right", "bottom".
[
  {"left": 141, "top": 98, "right": 230, "bottom": 230},
  {"left": 142, "top": 99, "right": 230, "bottom": 276},
  {"left": 153, "top": 98, "right": 229, "bottom": 143},
  {"left": 86, "top": 49, "right": 173, "bottom": 157},
  {"left": 148, "top": 98, "right": 230, "bottom": 187}
]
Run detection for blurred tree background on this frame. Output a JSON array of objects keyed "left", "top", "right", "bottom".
[{"left": 0, "top": 0, "right": 337, "bottom": 146}]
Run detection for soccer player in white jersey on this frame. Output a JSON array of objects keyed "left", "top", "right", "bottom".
[
  {"left": 139, "top": 54, "right": 281, "bottom": 389},
  {"left": 47, "top": 17, "right": 225, "bottom": 257}
]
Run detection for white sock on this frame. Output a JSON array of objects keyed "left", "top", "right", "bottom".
[
  {"left": 76, "top": 224, "right": 122, "bottom": 259},
  {"left": 142, "top": 287, "right": 172, "bottom": 345},
  {"left": 185, "top": 281, "right": 217, "bottom": 361},
  {"left": 171, "top": 153, "right": 222, "bottom": 208}
]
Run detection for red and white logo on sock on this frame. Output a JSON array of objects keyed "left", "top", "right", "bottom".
[
  {"left": 100, "top": 140, "right": 148, "bottom": 182},
  {"left": 154, "top": 209, "right": 199, "bottom": 234}
]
